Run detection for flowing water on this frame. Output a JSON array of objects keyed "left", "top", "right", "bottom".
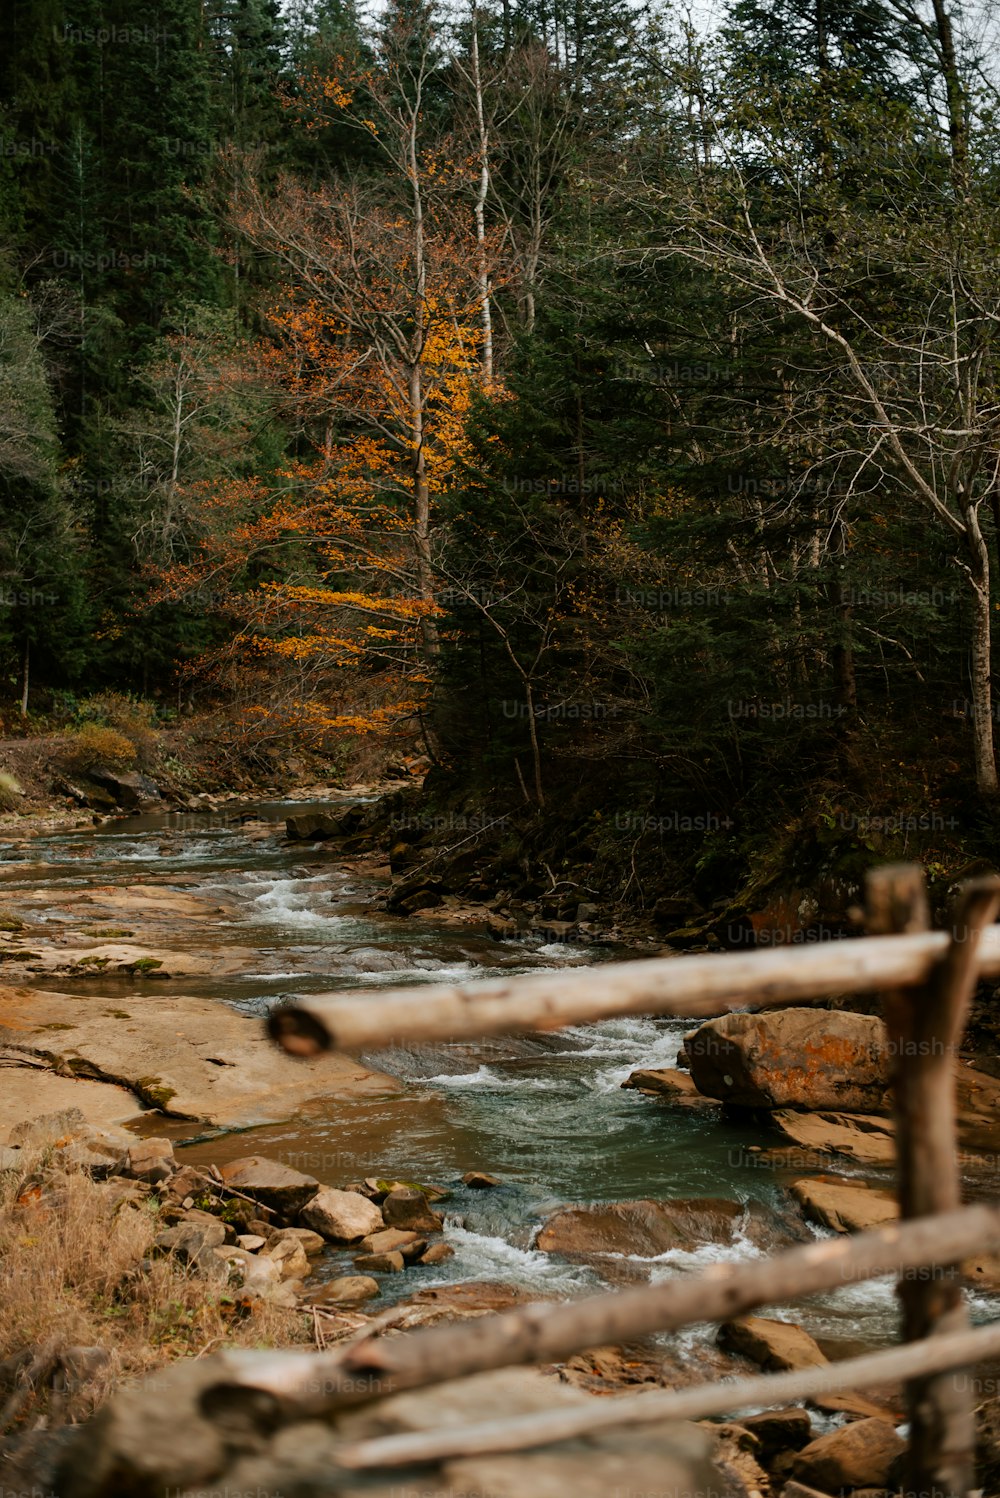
[{"left": 5, "top": 795, "right": 997, "bottom": 1361}]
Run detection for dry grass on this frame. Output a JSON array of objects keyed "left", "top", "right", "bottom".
[
  {"left": 0, "top": 1159, "right": 309, "bottom": 1429},
  {"left": 64, "top": 723, "right": 137, "bottom": 774}
]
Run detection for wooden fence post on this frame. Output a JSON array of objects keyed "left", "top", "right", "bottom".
[{"left": 867, "top": 864, "right": 1000, "bottom": 1498}]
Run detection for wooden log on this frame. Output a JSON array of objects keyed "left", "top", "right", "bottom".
[
  {"left": 333, "top": 1319, "right": 1000, "bottom": 1470},
  {"left": 199, "top": 1201, "right": 1000, "bottom": 1423},
  {"left": 868, "top": 867, "right": 1000, "bottom": 1498},
  {"left": 268, "top": 923, "right": 1000, "bottom": 1054}
]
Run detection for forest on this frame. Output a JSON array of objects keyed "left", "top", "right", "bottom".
[{"left": 2, "top": 0, "right": 999, "bottom": 908}]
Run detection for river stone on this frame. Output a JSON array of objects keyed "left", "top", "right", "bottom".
[
  {"left": 621, "top": 1067, "right": 719, "bottom": 1108},
  {"left": 790, "top": 1176, "right": 899, "bottom": 1234},
  {"left": 381, "top": 1187, "right": 443, "bottom": 1233},
  {"left": 792, "top": 1417, "right": 906, "bottom": 1491},
  {"left": 124, "top": 1137, "right": 175, "bottom": 1183},
  {"left": 217, "top": 1156, "right": 319, "bottom": 1216},
  {"left": 260, "top": 1235, "right": 310, "bottom": 1280},
  {"left": 537, "top": 1197, "right": 804, "bottom": 1260},
  {"left": 306, "top": 1274, "right": 380, "bottom": 1306},
  {"left": 237, "top": 1234, "right": 266, "bottom": 1252},
  {"left": 359, "top": 1227, "right": 423, "bottom": 1256},
  {"left": 353, "top": 1250, "right": 404, "bottom": 1273},
  {"left": 462, "top": 1170, "right": 501, "bottom": 1188},
  {"left": 154, "top": 1219, "right": 227, "bottom": 1263},
  {"left": 739, "top": 1408, "right": 813, "bottom": 1457},
  {"left": 686, "top": 1009, "right": 891, "bottom": 1112},
  {"left": 418, "top": 1241, "right": 455, "bottom": 1265},
  {"left": 264, "top": 1225, "right": 325, "bottom": 1257},
  {"left": 285, "top": 811, "right": 347, "bottom": 841},
  {"left": 301, "top": 1187, "right": 384, "bottom": 1241},
  {"left": 718, "top": 1315, "right": 828, "bottom": 1372},
  {"left": 770, "top": 1109, "right": 895, "bottom": 1165}
]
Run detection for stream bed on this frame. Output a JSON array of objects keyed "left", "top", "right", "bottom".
[{"left": 4, "top": 794, "right": 997, "bottom": 1360}]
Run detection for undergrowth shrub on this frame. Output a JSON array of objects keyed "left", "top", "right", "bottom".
[
  {"left": 65, "top": 723, "right": 137, "bottom": 773},
  {"left": 0, "top": 769, "right": 24, "bottom": 810},
  {"left": 0, "top": 1159, "right": 307, "bottom": 1429}
]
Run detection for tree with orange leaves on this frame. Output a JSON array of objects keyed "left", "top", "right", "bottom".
[{"left": 168, "top": 0, "right": 506, "bottom": 744}]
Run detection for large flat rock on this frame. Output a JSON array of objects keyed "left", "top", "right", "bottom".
[
  {"left": 770, "top": 1109, "right": 896, "bottom": 1165},
  {"left": 0, "top": 983, "right": 399, "bottom": 1129}
]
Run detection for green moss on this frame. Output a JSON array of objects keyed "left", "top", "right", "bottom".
[
  {"left": 135, "top": 1076, "right": 176, "bottom": 1110},
  {"left": 83, "top": 927, "right": 134, "bottom": 939},
  {"left": 124, "top": 957, "right": 163, "bottom": 974}
]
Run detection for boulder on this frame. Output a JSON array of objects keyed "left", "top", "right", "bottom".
[
  {"left": 538, "top": 1197, "right": 806, "bottom": 1260},
  {"left": 87, "top": 767, "right": 161, "bottom": 808},
  {"left": 621, "top": 1068, "right": 719, "bottom": 1108},
  {"left": 301, "top": 1187, "right": 384, "bottom": 1242},
  {"left": 770, "top": 1109, "right": 895, "bottom": 1165},
  {"left": 237, "top": 1234, "right": 267, "bottom": 1252},
  {"left": 381, "top": 1187, "right": 444, "bottom": 1233},
  {"left": 217, "top": 1156, "right": 319, "bottom": 1216},
  {"left": 285, "top": 811, "right": 349, "bottom": 841},
  {"left": 718, "top": 1316, "right": 827, "bottom": 1372},
  {"left": 353, "top": 1250, "right": 405, "bottom": 1273},
  {"left": 305, "top": 1275, "right": 380, "bottom": 1307},
  {"left": 790, "top": 1177, "right": 898, "bottom": 1234},
  {"left": 686, "top": 1009, "right": 890, "bottom": 1112},
  {"left": 124, "top": 1137, "right": 175, "bottom": 1183},
  {"left": 792, "top": 1417, "right": 906, "bottom": 1491},
  {"left": 462, "top": 1171, "right": 500, "bottom": 1188}
]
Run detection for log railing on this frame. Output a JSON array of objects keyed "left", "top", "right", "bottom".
[{"left": 258, "top": 863, "right": 1000, "bottom": 1498}]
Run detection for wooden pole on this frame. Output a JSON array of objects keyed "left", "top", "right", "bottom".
[
  {"left": 867, "top": 865, "right": 1000, "bottom": 1498},
  {"left": 334, "top": 1319, "right": 1000, "bottom": 1470},
  {"left": 268, "top": 924, "right": 1000, "bottom": 1055},
  {"left": 199, "top": 1202, "right": 1000, "bottom": 1423}
]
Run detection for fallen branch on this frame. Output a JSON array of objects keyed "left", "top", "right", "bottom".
[
  {"left": 333, "top": 1318, "right": 1000, "bottom": 1469},
  {"left": 199, "top": 1202, "right": 1000, "bottom": 1423},
  {"left": 269, "top": 924, "right": 1000, "bottom": 1055}
]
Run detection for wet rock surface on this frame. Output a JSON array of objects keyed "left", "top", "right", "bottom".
[{"left": 686, "top": 1008, "right": 891, "bottom": 1112}]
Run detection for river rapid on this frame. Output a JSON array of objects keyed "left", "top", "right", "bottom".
[{"left": 5, "top": 793, "right": 997, "bottom": 1362}]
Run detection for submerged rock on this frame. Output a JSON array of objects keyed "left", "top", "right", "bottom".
[
  {"left": 621, "top": 1067, "right": 720, "bottom": 1108},
  {"left": 537, "top": 1196, "right": 807, "bottom": 1261},
  {"left": 686, "top": 1008, "right": 890, "bottom": 1112}
]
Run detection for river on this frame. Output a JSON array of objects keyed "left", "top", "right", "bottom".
[{"left": 4, "top": 792, "right": 997, "bottom": 1363}]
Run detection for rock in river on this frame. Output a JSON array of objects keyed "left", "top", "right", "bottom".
[
  {"left": 537, "top": 1196, "right": 807, "bottom": 1261},
  {"left": 217, "top": 1156, "right": 320, "bottom": 1216},
  {"left": 301, "top": 1187, "right": 384, "bottom": 1242},
  {"left": 686, "top": 1008, "right": 890, "bottom": 1112},
  {"left": 792, "top": 1417, "right": 906, "bottom": 1492}
]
